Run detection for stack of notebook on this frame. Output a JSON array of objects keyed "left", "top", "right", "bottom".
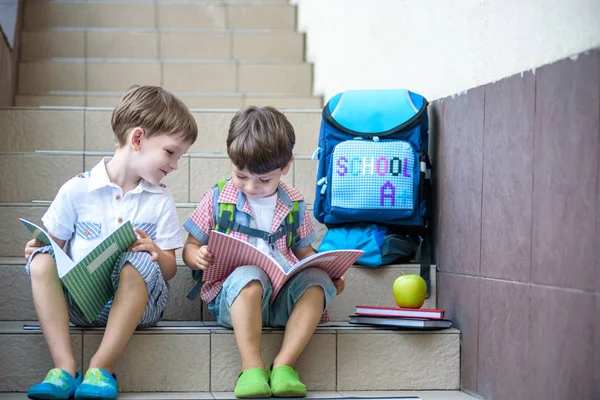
[{"left": 349, "top": 305, "right": 452, "bottom": 330}]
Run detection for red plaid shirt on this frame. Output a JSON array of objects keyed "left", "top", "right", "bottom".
[{"left": 186, "top": 180, "right": 322, "bottom": 306}]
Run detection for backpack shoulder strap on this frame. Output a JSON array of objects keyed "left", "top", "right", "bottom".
[
  {"left": 214, "top": 179, "right": 236, "bottom": 234},
  {"left": 284, "top": 200, "right": 300, "bottom": 247},
  {"left": 213, "top": 180, "right": 303, "bottom": 249}
]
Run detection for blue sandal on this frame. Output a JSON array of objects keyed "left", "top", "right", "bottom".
[
  {"left": 27, "top": 368, "right": 82, "bottom": 400},
  {"left": 74, "top": 368, "right": 117, "bottom": 400}
]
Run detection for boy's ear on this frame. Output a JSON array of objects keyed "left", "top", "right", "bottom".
[
  {"left": 130, "top": 127, "right": 144, "bottom": 151},
  {"left": 281, "top": 157, "right": 294, "bottom": 175}
]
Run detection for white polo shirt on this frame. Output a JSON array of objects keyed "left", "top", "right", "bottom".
[{"left": 42, "top": 158, "right": 183, "bottom": 264}]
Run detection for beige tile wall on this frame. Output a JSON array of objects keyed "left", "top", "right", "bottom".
[
  {"left": 14, "top": 94, "right": 321, "bottom": 109},
  {"left": 87, "top": 62, "right": 161, "bottom": 92},
  {"left": 157, "top": 4, "right": 227, "bottom": 29},
  {"left": 0, "top": 109, "right": 85, "bottom": 152},
  {"left": 0, "top": 323, "right": 459, "bottom": 392},
  {"left": 15, "top": 94, "right": 86, "bottom": 106},
  {"left": 188, "top": 112, "right": 235, "bottom": 153},
  {"left": 162, "top": 63, "right": 237, "bottom": 93},
  {"left": 210, "top": 331, "right": 337, "bottom": 391},
  {"left": 83, "top": 331, "right": 211, "bottom": 391},
  {"left": 0, "top": 154, "right": 84, "bottom": 202},
  {"left": 232, "top": 32, "right": 304, "bottom": 62},
  {"left": 0, "top": 332, "right": 83, "bottom": 392},
  {"left": 238, "top": 64, "right": 312, "bottom": 95},
  {"left": 337, "top": 331, "right": 460, "bottom": 390},
  {"left": 87, "top": 31, "right": 158, "bottom": 59},
  {"left": 87, "top": 3, "right": 155, "bottom": 28},
  {"left": 21, "top": 31, "right": 85, "bottom": 59},
  {"left": 24, "top": 2, "right": 88, "bottom": 28},
  {"left": 227, "top": 5, "right": 295, "bottom": 30},
  {"left": 160, "top": 32, "right": 230, "bottom": 60},
  {"left": 20, "top": 31, "right": 305, "bottom": 62},
  {"left": 18, "top": 61, "right": 85, "bottom": 93}
]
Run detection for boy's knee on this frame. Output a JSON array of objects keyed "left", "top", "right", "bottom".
[
  {"left": 238, "top": 280, "right": 263, "bottom": 299},
  {"left": 304, "top": 284, "right": 325, "bottom": 297},
  {"left": 28, "top": 253, "right": 57, "bottom": 279},
  {"left": 119, "top": 262, "right": 147, "bottom": 288}
]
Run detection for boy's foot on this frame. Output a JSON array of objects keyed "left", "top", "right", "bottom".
[
  {"left": 27, "top": 368, "right": 82, "bottom": 400},
  {"left": 234, "top": 367, "right": 271, "bottom": 398},
  {"left": 74, "top": 368, "right": 117, "bottom": 400},
  {"left": 269, "top": 365, "right": 307, "bottom": 398}
]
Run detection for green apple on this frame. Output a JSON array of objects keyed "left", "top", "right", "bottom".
[{"left": 392, "top": 273, "right": 427, "bottom": 308}]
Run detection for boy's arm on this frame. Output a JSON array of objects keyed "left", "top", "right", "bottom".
[
  {"left": 182, "top": 189, "right": 216, "bottom": 270},
  {"left": 155, "top": 249, "right": 177, "bottom": 281},
  {"left": 130, "top": 228, "right": 177, "bottom": 281},
  {"left": 182, "top": 234, "right": 201, "bottom": 269},
  {"left": 24, "top": 232, "right": 66, "bottom": 260},
  {"left": 183, "top": 233, "right": 215, "bottom": 273},
  {"left": 26, "top": 176, "right": 79, "bottom": 260},
  {"left": 183, "top": 233, "right": 215, "bottom": 271}
]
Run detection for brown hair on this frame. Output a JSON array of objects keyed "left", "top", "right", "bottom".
[
  {"left": 111, "top": 85, "right": 198, "bottom": 147},
  {"left": 227, "top": 106, "right": 295, "bottom": 174}
]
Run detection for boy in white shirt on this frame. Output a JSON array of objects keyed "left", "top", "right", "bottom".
[
  {"left": 183, "top": 106, "right": 345, "bottom": 398},
  {"left": 24, "top": 85, "right": 197, "bottom": 400}
]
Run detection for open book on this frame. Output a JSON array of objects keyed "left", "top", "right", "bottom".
[
  {"left": 21, "top": 218, "right": 137, "bottom": 322},
  {"left": 204, "top": 230, "right": 364, "bottom": 302}
]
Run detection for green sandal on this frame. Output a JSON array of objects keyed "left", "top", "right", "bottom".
[
  {"left": 269, "top": 365, "right": 307, "bottom": 398},
  {"left": 234, "top": 367, "right": 271, "bottom": 398}
]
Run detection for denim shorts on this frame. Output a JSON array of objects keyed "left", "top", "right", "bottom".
[
  {"left": 208, "top": 265, "right": 337, "bottom": 328},
  {"left": 26, "top": 246, "right": 168, "bottom": 327}
]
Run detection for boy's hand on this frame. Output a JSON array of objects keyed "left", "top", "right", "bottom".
[
  {"left": 195, "top": 245, "right": 214, "bottom": 271},
  {"left": 130, "top": 228, "right": 159, "bottom": 261},
  {"left": 333, "top": 276, "right": 345, "bottom": 295},
  {"left": 24, "top": 239, "right": 44, "bottom": 260}
]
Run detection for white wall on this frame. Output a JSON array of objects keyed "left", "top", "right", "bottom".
[{"left": 291, "top": 0, "right": 600, "bottom": 102}]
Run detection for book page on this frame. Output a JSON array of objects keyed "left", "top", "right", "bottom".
[
  {"left": 269, "top": 249, "right": 364, "bottom": 300},
  {"left": 205, "top": 230, "right": 363, "bottom": 303},
  {"left": 20, "top": 218, "right": 75, "bottom": 277},
  {"left": 204, "top": 230, "right": 282, "bottom": 283}
]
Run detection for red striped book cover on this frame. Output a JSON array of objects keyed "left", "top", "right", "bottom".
[{"left": 204, "top": 230, "right": 363, "bottom": 302}]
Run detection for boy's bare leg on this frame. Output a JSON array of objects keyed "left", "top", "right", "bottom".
[
  {"left": 29, "top": 253, "right": 77, "bottom": 377},
  {"left": 273, "top": 286, "right": 324, "bottom": 368},
  {"left": 230, "top": 280, "right": 265, "bottom": 371},
  {"left": 88, "top": 263, "right": 147, "bottom": 373}
]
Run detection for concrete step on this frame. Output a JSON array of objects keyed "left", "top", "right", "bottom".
[
  {"left": 18, "top": 60, "right": 313, "bottom": 95},
  {"left": 24, "top": 0, "right": 296, "bottom": 31},
  {"left": 21, "top": 30, "right": 305, "bottom": 62},
  {"left": 0, "top": 391, "right": 478, "bottom": 399},
  {"left": 0, "top": 108, "right": 322, "bottom": 203},
  {"left": 0, "top": 152, "right": 318, "bottom": 204},
  {"left": 0, "top": 321, "right": 459, "bottom": 392},
  {"left": 0, "top": 199, "right": 437, "bottom": 322},
  {"left": 0, "top": 108, "right": 321, "bottom": 154},
  {"left": 15, "top": 93, "right": 323, "bottom": 109},
  {"left": 0, "top": 248, "right": 437, "bottom": 322}
]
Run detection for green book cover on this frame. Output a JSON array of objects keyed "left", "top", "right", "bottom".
[{"left": 21, "top": 218, "right": 137, "bottom": 322}]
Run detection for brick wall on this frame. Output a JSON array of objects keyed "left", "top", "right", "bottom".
[{"left": 432, "top": 49, "right": 599, "bottom": 400}]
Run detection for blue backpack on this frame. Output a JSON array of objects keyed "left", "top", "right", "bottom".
[{"left": 313, "top": 89, "right": 433, "bottom": 293}]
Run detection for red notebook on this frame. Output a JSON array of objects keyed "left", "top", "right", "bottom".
[
  {"left": 204, "top": 230, "right": 363, "bottom": 302},
  {"left": 355, "top": 305, "right": 444, "bottom": 320}
]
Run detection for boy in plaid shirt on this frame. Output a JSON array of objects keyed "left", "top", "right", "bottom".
[{"left": 183, "top": 106, "right": 345, "bottom": 398}]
